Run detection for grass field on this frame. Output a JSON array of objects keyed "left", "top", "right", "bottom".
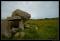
[{"left": 1, "top": 18, "right": 59, "bottom": 40}]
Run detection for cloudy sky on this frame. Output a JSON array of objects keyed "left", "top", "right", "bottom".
[{"left": 1, "top": 1, "right": 59, "bottom": 19}]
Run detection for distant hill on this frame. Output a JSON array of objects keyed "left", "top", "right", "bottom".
[{"left": 30, "top": 17, "right": 59, "bottom": 20}]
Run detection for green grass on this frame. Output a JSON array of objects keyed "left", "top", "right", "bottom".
[
  {"left": 23, "top": 18, "right": 59, "bottom": 40},
  {"left": 1, "top": 18, "right": 59, "bottom": 40}
]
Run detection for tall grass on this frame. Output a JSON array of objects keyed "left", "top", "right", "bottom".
[{"left": 1, "top": 18, "right": 59, "bottom": 40}]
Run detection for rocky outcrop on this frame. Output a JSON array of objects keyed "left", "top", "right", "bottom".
[{"left": 1, "top": 9, "right": 31, "bottom": 38}]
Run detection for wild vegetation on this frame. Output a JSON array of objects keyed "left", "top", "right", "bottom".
[{"left": 1, "top": 18, "right": 59, "bottom": 40}]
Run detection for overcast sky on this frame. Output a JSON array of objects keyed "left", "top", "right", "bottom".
[{"left": 1, "top": 1, "right": 59, "bottom": 19}]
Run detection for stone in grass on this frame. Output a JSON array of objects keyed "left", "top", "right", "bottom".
[
  {"left": 14, "top": 32, "right": 25, "bottom": 40},
  {"left": 31, "top": 25, "right": 38, "bottom": 32},
  {"left": 35, "top": 26, "right": 38, "bottom": 30}
]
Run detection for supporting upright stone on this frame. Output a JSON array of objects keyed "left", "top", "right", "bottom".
[
  {"left": 19, "top": 20, "right": 24, "bottom": 30},
  {"left": 1, "top": 20, "right": 11, "bottom": 37}
]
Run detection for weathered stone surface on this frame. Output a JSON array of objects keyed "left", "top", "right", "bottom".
[
  {"left": 12, "top": 9, "right": 31, "bottom": 20},
  {"left": 19, "top": 20, "right": 24, "bottom": 30},
  {"left": 12, "top": 16, "right": 21, "bottom": 19},
  {"left": 1, "top": 20, "right": 11, "bottom": 37},
  {"left": 7, "top": 16, "right": 21, "bottom": 21}
]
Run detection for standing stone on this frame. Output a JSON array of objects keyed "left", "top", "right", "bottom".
[{"left": 19, "top": 20, "right": 24, "bottom": 30}]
